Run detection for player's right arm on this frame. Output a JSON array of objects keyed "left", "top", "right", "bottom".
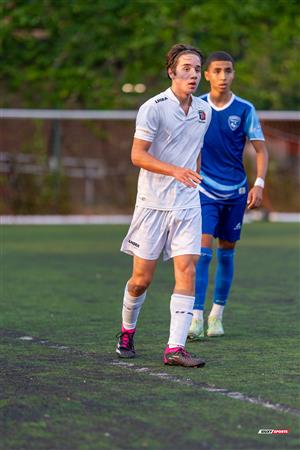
[
  {"left": 131, "top": 138, "right": 201, "bottom": 188},
  {"left": 132, "top": 99, "right": 201, "bottom": 188}
]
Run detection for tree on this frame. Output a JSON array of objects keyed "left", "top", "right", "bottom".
[{"left": 1, "top": 0, "right": 299, "bottom": 109}]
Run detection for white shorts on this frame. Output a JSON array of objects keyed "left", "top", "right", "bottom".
[{"left": 121, "top": 206, "right": 202, "bottom": 261}]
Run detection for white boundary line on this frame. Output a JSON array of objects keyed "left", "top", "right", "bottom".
[
  {"left": 0, "top": 109, "right": 137, "bottom": 120},
  {"left": 111, "top": 361, "right": 300, "bottom": 416},
  {"left": 1, "top": 109, "right": 299, "bottom": 121},
  {"left": 1, "top": 212, "right": 299, "bottom": 225},
  {"left": 0, "top": 215, "right": 132, "bottom": 225},
  {"left": 13, "top": 334, "right": 300, "bottom": 417},
  {"left": 269, "top": 212, "right": 300, "bottom": 223}
]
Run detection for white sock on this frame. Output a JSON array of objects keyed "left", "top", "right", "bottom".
[
  {"left": 209, "top": 303, "right": 224, "bottom": 320},
  {"left": 122, "top": 283, "right": 147, "bottom": 330},
  {"left": 193, "top": 309, "right": 204, "bottom": 321},
  {"left": 168, "top": 293, "right": 194, "bottom": 348}
]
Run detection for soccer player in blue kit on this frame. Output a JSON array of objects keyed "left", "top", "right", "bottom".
[{"left": 188, "top": 51, "right": 268, "bottom": 340}]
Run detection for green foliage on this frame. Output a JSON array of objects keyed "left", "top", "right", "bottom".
[{"left": 1, "top": 0, "right": 299, "bottom": 109}]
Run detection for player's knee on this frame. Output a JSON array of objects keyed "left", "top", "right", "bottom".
[
  {"left": 180, "top": 263, "right": 196, "bottom": 283},
  {"left": 219, "top": 240, "right": 236, "bottom": 250},
  {"left": 129, "top": 280, "right": 151, "bottom": 296}
]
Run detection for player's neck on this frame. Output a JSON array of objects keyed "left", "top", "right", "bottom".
[
  {"left": 209, "top": 90, "right": 232, "bottom": 107},
  {"left": 171, "top": 88, "right": 192, "bottom": 114}
]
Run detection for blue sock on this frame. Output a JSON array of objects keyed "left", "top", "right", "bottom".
[
  {"left": 213, "top": 248, "right": 235, "bottom": 306},
  {"left": 194, "top": 247, "right": 213, "bottom": 310}
]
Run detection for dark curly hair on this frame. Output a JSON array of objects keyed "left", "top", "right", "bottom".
[{"left": 205, "top": 51, "right": 234, "bottom": 70}]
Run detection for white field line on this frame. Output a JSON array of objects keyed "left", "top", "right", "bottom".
[
  {"left": 15, "top": 334, "right": 300, "bottom": 418},
  {"left": 111, "top": 361, "right": 299, "bottom": 416}
]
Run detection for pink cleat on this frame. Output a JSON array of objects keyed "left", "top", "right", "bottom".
[{"left": 163, "top": 345, "right": 205, "bottom": 368}]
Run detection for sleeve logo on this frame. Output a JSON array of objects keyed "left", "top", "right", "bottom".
[
  {"left": 155, "top": 96, "right": 168, "bottom": 104},
  {"left": 228, "top": 115, "right": 241, "bottom": 131}
]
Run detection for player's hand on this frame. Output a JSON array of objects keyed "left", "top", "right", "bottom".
[
  {"left": 173, "top": 167, "right": 202, "bottom": 188},
  {"left": 247, "top": 186, "right": 263, "bottom": 209}
]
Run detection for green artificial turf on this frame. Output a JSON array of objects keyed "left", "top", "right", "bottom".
[{"left": 1, "top": 223, "right": 299, "bottom": 450}]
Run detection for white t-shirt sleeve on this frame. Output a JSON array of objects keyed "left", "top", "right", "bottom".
[
  {"left": 205, "top": 104, "right": 212, "bottom": 134},
  {"left": 199, "top": 102, "right": 212, "bottom": 151},
  {"left": 134, "top": 102, "right": 159, "bottom": 142}
]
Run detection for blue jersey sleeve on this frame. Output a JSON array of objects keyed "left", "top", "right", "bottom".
[{"left": 244, "top": 106, "right": 265, "bottom": 141}]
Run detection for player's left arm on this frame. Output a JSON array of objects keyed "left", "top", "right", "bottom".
[{"left": 247, "top": 140, "right": 269, "bottom": 209}]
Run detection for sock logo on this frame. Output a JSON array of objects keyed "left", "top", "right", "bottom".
[{"left": 175, "top": 310, "right": 193, "bottom": 316}]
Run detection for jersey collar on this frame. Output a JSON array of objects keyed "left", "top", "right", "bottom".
[
  {"left": 165, "top": 87, "right": 196, "bottom": 108},
  {"left": 207, "top": 92, "right": 235, "bottom": 111}
]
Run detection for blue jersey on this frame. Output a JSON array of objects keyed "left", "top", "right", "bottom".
[{"left": 199, "top": 93, "right": 265, "bottom": 200}]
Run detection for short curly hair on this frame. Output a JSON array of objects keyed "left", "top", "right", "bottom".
[{"left": 205, "top": 51, "right": 234, "bottom": 70}]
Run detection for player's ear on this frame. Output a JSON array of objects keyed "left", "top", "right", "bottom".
[
  {"left": 168, "top": 68, "right": 175, "bottom": 79},
  {"left": 204, "top": 71, "right": 210, "bottom": 81}
]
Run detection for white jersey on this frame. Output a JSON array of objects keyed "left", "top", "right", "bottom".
[{"left": 134, "top": 87, "right": 211, "bottom": 210}]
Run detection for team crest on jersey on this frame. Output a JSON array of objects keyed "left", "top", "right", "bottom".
[
  {"left": 228, "top": 115, "right": 241, "bottom": 131},
  {"left": 198, "top": 110, "right": 206, "bottom": 123}
]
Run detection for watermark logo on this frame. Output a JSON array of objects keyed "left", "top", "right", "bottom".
[{"left": 258, "top": 429, "right": 290, "bottom": 434}]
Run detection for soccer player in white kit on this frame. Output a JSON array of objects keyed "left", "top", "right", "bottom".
[{"left": 116, "top": 44, "right": 211, "bottom": 367}]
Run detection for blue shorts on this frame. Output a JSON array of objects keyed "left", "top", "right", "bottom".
[{"left": 200, "top": 192, "right": 248, "bottom": 242}]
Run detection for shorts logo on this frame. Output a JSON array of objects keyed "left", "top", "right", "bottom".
[
  {"left": 234, "top": 222, "right": 241, "bottom": 230},
  {"left": 128, "top": 239, "right": 140, "bottom": 248},
  {"left": 228, "top": 115, "right": 241, "bottom": 131},
  {"left": 198, "top": 110, "right": 206, "bottom": 122}
]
